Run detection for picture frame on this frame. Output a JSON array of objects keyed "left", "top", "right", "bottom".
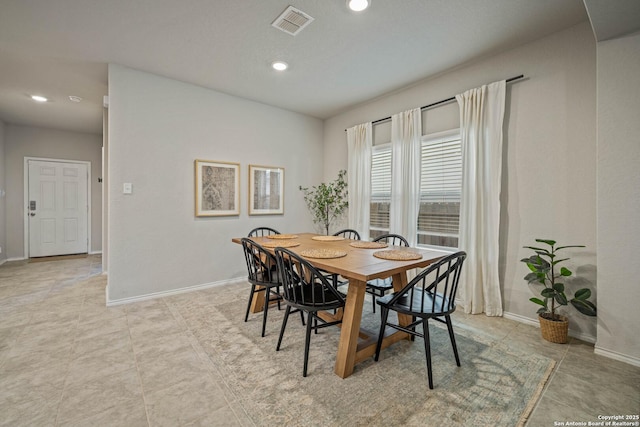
[
  {"left": 249, "top": 165, "right": 284, "bottom": 215},
  {"left": 194, "top": 159, "right": 240, "bottom": 217}
]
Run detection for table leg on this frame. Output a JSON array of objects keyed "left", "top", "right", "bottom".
[
  {"left": 249, "top": 285, "right": 266, "bottom": 313},
  {"left": 392, "top": 272, "right": 413, "bottom": 329},
  {"left": 334, "top": 279, "right": 366, "bottom": 378}
]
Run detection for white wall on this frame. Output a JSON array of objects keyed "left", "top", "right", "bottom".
[
  {"left": 595, "top": 31, "right": 640, "bottom": 364},
  {"left": 107, "top": 65, "right": 323, "bottom": 303},
  {"left": 4, "top": 125, "right": 103, "bottom": 258},
  {"left": 0, "top": 119, "right": 6, "bottom": 264},
  {"left": 324, "top": 23, "right": 598, "bottom": 340}
]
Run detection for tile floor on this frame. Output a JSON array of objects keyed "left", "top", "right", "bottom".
[{"left": 0, "top": 255, "right": 638, "bottom": 426}]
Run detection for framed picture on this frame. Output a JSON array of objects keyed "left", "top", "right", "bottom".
[
  {"left": 249, "top": 165, "right": 284, "bottom": 215},
  {"left": 194, "top": 159, "right": 240, "bottom": 217}
]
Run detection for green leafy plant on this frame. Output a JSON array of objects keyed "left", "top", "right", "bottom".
[
  {"left": 299, "top": 170, "right": 348, "bottom": 235},
  {"left": 521, "top": 239, "right": 596, "bottom": 321}
]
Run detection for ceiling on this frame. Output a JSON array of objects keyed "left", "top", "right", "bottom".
[{"left": 0, "top": 0, "right": 598, "bottom": 135}]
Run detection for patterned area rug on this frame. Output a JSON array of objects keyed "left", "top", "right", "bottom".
[{"left": 174, "top": 284, "right": 554, "bottom": 427}]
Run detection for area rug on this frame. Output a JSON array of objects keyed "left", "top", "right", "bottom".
[{"left": 173, "top": 283, "right": 555, "bottom": 427}]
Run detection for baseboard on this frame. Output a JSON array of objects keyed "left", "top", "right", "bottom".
[
  {"left": 503, "top": 311, "right": 540, "bottom": 327},
  {"left": 0, "top": 258, "right": 6, "bottom": 267},
  {"left": 594, "top": 345, "right": 640, "bottom": 367},
  {"left": 6, "top": 256, "right": 26, "bottom": 262},
  {"left": 106, "top": 276, "right": 246, "bottom": 306},
  {"left": 89, "top": 250, "right": 103, "bottom": 255},
  {"left": 503, "top": 311, "right": 596, "bottom": 344}
]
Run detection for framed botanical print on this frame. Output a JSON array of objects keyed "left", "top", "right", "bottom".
[
  {"left": 194, "top": 159, "right": 240, "bottom": 217},
  {"left": 248, "top": 165, "right": 284, "bottom": 215}
]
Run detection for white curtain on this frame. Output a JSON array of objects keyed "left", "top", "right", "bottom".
[
  {"left": 347, "top": 122, "right": 372, "bottom": 241},
  {"left": 390, "top": 108, "right": 421, "bottom": 247},
  {"left": 456, "top": 80, "right": 506, "bottom": 316}
]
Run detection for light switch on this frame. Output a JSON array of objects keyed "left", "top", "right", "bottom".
[{"left": 123, "top": 183, "right": 133, "bottom": 194}]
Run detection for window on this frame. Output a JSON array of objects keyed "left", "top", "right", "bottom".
[
  {"left": 369, "top": 143, "right": 391, "bottom": 239},
  {"left": 418, "top": 130, "right": 461, "bottom": 249},
  {"left": 368, "top": 129, "right": 461, "bottom": 248}
]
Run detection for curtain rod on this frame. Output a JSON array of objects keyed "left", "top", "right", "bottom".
[{"left": 345, "top": 74, "right": 524, "bottom": 130}]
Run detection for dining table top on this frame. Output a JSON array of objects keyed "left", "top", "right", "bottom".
[{"left": 233, "top": 232, "right": 450, "bottom": 282}]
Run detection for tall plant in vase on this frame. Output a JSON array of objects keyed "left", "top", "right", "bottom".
[
  {"left": 521, "top": 239, "right": 596, "bottom": 343},
  {"left": 299, "top": 170, "right": 348, "bottom": 235}
]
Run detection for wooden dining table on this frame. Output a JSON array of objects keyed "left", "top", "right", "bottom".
[{"left": 232, "top": 232, "right": 448, "bottom": 378}]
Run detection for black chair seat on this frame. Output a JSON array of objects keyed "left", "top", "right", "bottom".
[
  {"left": 377, "top": 290, "right": 452, "bottom": 317},
  {"left": 366, "top": 277, "right": 393, "bottom": 292},
  {"left": 290, "top": 284, "right": 344, "bottom": 310}
]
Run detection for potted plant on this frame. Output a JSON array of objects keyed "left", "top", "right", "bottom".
[
  {"left": 521, "top": 239, "right": 596, "bottom": 343},
  {"left": 299, "top": 170, "right": 348, "bottom": 235}
]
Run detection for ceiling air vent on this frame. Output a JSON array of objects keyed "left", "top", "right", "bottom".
[{"left": 272, "top": 6, "right": 314, "bottom": 36}]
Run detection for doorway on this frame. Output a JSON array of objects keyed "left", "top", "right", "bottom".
[{"left": 25, "top": 158, "right": 90, "bottom": 258}]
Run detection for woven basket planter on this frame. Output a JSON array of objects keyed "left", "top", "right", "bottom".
[{"left": 538, "top": 314, "right": 569, "bottom": 344}]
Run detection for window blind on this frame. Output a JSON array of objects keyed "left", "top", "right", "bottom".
[
  {"left": 371, "top": 145, "right": 391, "bottom": 202},
  {"left": 420, "top": 138, "right": 462, "bottom": 203},
  {"left": 370, "top": 145, "right": 391, "bottom": 229},
  {"left": 418, "top": 134, "right": 461, "bottom": 243}
]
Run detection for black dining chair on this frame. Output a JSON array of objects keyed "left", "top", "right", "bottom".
[
  {"left": 241, "top": 238, "right": 283, "bottom": 337},
  {"left": 325, "top": 229, "right": 361, "bottom": 289},
  {"left": 333, "top": 229, "right": 361, "bottom": 240},
  {"left": 247, "top": 227, "right": 280, "bottom": 237},
  {"left": 374, "top": 251, "right": 467, "bottom": 389},
  {"left": 365, "top": 233, "right": 410, "bottom": 313},
  {"left": 274, "top": 247, "right": 346, "bottom": 377}
]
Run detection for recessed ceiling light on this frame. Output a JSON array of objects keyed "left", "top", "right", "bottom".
[
  {"left": 272, "top": 61, "right": 288, "bottom": 71},
  {"left": 68, "top": 95, "right": 83, "bottom": 103},
  {"left": 347, "top": 0, "right": 370, "bottom": 12},
  {"left": 31, "top": 95, "right": 48, "bottom": 102}
]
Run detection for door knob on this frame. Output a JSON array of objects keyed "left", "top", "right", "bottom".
[{"left": 30, "top": 212, "right": 36, "bottom": 216}]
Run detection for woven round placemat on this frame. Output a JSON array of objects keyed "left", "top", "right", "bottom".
[
  {"left": 300, "top": 249, "right": 347, "bottom": 259},
  {"left": 261, "top": 241, "right": 300, "bottom": 248},
  {"left": 266, "top": 234, "right": 298, "bottom": 240},
  {"left": 349, "top": 241, "right": 388, "bottom": 249},
  {"left": 311, "top": 235, "right": 345, "bottom": 241},
  {"left": 373, "top": 249, "right": 422, "bottom": 261}
]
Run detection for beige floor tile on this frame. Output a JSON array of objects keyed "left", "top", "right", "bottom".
[
  {"left": 187, "top": 404, "right": 245, "bottom": 426},
  {"left": 65, "top": 339, "right": 136, "bottom": 385},
  {"left": 0, "top": 309, "right": 32, "bottom": 329},
  {"left": 0, "top": 362, "right": 68, "bottom": 407},
  {"left": 136, "top": 345, "right": 210, "bottom": 393},
  {"left": 131, "top": 330, "right": 193, "bottom": 359},
  {"left": 128, "top": 317, "right": 184, "bottom": 342},
  {"left": 57, "top": 367, "right": 142, "bottom": 425},
  {"left": 544, "top": 370, "right": 639, "bottom": 416},
  {"left": 526, "top": 395, "right": 590, "bottom": 426},
  {"left": 2, "top": 344, "right": 73, "bottom": 374},
  {"left": 65, "top": 399, "right": 148, "bottom": 427},
  {"left": 0, "top": 395, "right": 59, "bottom": 427},
  {"left": 77, "top": 303, "right": 126, "bottom": 324},
  {"left": 73, "top": 328, "right": 132, "bottom": 356},
  {"left": 74, "top": 314, "right": 129, "bottom": 341},
  {"left": 144, "top": 376, "right": 229, "bottom": 427}
]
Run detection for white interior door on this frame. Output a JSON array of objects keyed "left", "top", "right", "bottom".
[{"left": 28, "top": 160, "right": 88, "bottom": 257}]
